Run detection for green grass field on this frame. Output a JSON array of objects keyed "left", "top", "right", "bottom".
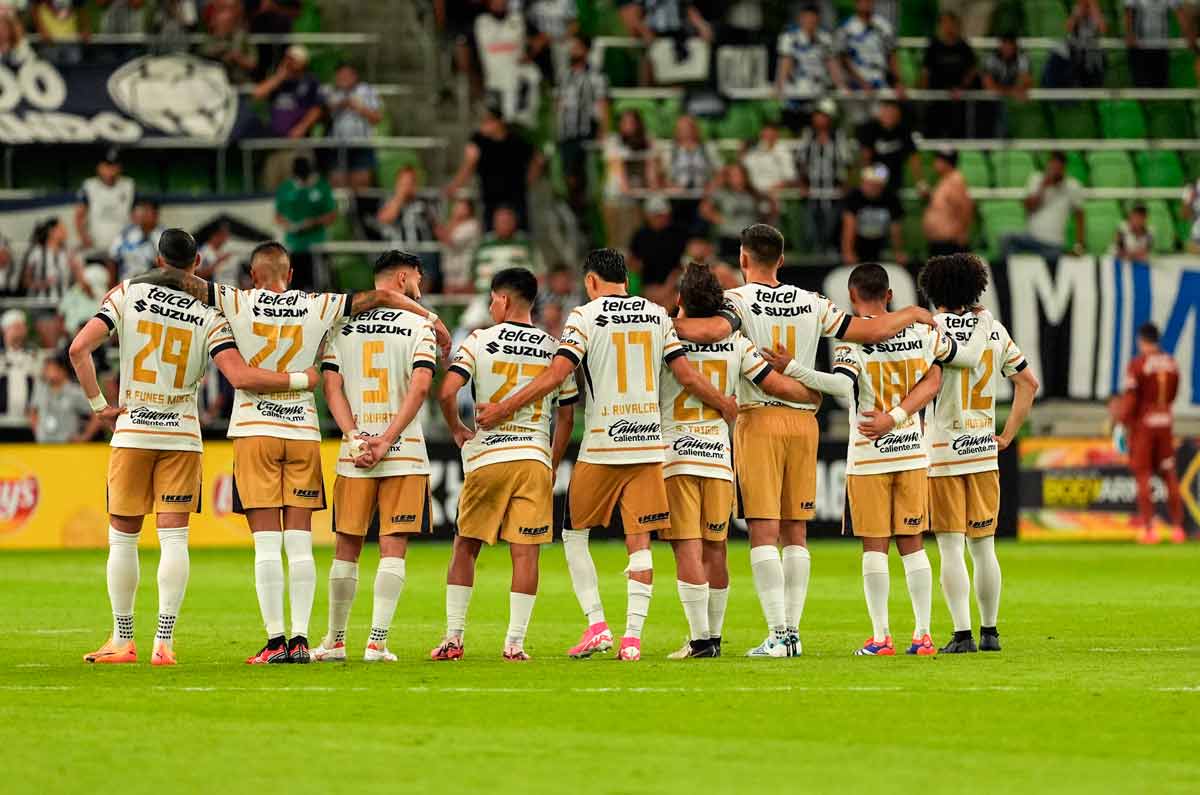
[{"left": 2, "top": 540, "right": 1197, "bottom": 794}]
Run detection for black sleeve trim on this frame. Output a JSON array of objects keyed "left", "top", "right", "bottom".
[
  {"left": 447, "top": 364, "right": 471, "bottom": 382},
  {"left": 717, "top": 309, "right": 741, "bottom": 332},
  {"left": 832, "top": 366, "right": 857, "bottom": 381},
  {"left": 935, "top": 336, "right": 958, "bottom": 365},
  {"left": 559, "top": 393, "right": 581, "bottom": 406},
  {"left": 342, "top": 292, "right": 355, "bottom": 318},
  {"left": 833, "top": 314, "right": 852, "bottom": 340},
  {"left": 556, "top": 348, "right": 581, "bottom": 366},
  {"left": 209, "top": 342, "right": 238, "bottom": 358},
  {"left": 751, "top": 365, "right": 771, "bottom": 385},
  {"left": 94, "top": 312, "right": 115, "bottom": 331},
  {"left": 207, "top": 281, "right": 216, "bottom": 307},
  {"left": 413, "top": 360, "right": 436, "bottom": 373},
  {"left": 320, "top": 362, "right": 340, "bottom": 373},
  {"left": 1012, "top": 360, "right": 1028, "bottom": 374},
  {"left": 664, "top": 347, "right": 688, "bottom": 365}
]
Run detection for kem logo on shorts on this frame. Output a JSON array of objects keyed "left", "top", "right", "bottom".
[
  {"left": 968, "top": 518, "right": 995, "bottom": 529},
  {"left": 903, "top": 514, "right": 925, "bottom": 527},
  {"left": 518, "top": 525, "right": 549, "bottom": 536},
  {"left": 705, "top": 521, "right": 727, "bottom": 533},
  {"left": 391, "top": 514, "right": 417, "bottom": 524},
  {"left": 293, "top": 488, "right": 320, "bottom": 499},
  {"left": 638, "top": 512, "right": 670, "bottom": 524},
  {"left": 800, "top": 500, "right": 815, "bottom": 511},
  {"left": 161, "top": 494, "right": 193, "bottom": 503}
]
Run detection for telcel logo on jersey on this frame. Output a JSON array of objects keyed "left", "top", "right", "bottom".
[
  {"left": 135, "top": 289, "right": 205, "bottom": 325},
  {"left": 952, "top": 434, "right": 996, "bottom": 456},
  {"left": 256, "top": 401, "right": 306, "bottom": 422},
  {"left": 0, "top": 462, "right": 39, "bottom": 535},
  {"left": 342, "top": 309, "right": 414, "bottom": 336},
  {"left": 254, "top": 292, "right": 308, "bottom": 318}
]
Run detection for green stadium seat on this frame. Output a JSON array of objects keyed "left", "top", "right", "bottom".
[
  {"left": 1064, "top": 151, "right": 1090, "bottom": 185},
  {"left": 1023, "top": 1, "right": 1068, "bottom": 38},
  {"left": 958, "top": 151, "right": 991, "bottom": 188},
  {"left": 1104, "top": 49, "right": 1130, "bottom": 89},
  {"left": 1007, "top": 101, "right": 1052, "bottom": 138},
  {"left": 1183, "top": 150, "right": 1200, "bottom": 180},
  {"left": 1027, "top": 49, "right": 1049, "bottom": 84},
  {"left": 1145, "top": 199, "right": 1179, "bottom": 253},
  {"left": 1135, "top": 151, "right": 1186, "bottom": 188},
  {"left": 979, "top": 200, "right": 1027, "bottom": 260},
  {"left": 1145, "top": 101, "right": 1194, "bottom": 140},
  {"left": 715, "top": 102, "right": 761, "bottom": 142},
  {"left": 1086, "top": 151, "right": 1137, "bottom": 188},
  {"left": 990, "top": 0, "right": 1024, "bottom": 36},
  {"left": 1098, "top": 100, "right": 1146, "bottom": 138},
  {"left": 990, "top": 150, "right": 1037, "bottom": 188},
  {"left": 899, "top": 0, "right": 937, "bottom": 36},
  {"left": 330, "top": 255, "right": 373, "bottom": 291},
  {"left": 1082, "top": 199, "right": 1123, "bottom": 255},
  {"left": 897, "top": 49, "right": 920, "bottom": 89},
  {"left": 1051, "top": 102, "right": 1099, "bottom": 139},
  {"left": 165, "top": 156, "right": 213, "bottom": 196},
  {"left": 1170, "top": 50, "right": 1197, "bottom": 88}
]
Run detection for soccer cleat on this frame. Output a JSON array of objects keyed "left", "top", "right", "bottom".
[
  {"left": 84, "top": 637, "right": 137, "bottom": 664},
  {"left": 287, "top": 635, "right": 311, "bottom": 664},
  {"left": 617, "top": 637, "right": 641, "bottom": 661},
  {"left": 430, "top": 636, "right": 464, "bottom": 661},
  {"left": 502, "top": 645, "right": 531, "bottom": 661},
  {"left": 906, "top": 634, "right": 938, "bottom": 656},
  {"left": 567, "top": 622, "right": 614, "bottom": 658},
  {"left": 979, "top": 627, "right": 1002, "bottom": 652},
  {"left": 151, "top": 642, "right": 177, "bottom": 666},
  {"left": 246, "top": 638, "right": 290, "bottom": 664},
  {"left": 786, "top": 630, "right": 802, "bottom": 657},
  {"left": 1137, "top": 528, "right": 1159, "bottom": 545},
  {"left": 745, "top": 633, "right": 790, "bottom": 658},
  {"left": 853, "top": 636, "right": 895, "bottom": 656},
  {"left": 364, "top": 643, "right": 397, "bottom": 662},
  {"left": 667, "top": 638, "right": 692, "bottom": 660},
  {"left": 710, "top": 636, "right": 722, "bottom": 657},
  {"left": 310, "top": 640, "right": 347, "bottom": 662},
  {"left": 939, "top": 631, "right": 978, "bottom": 654},
  {"left": 1170, "top": 526, "right": 1188, "bottom": 544}
]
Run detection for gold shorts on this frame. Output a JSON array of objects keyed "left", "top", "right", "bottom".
[
  {"left": 929, "top": 470, "right": 1000, "bottom": 537},
  {"left": 661, "top": 475, "right": 734, "bottom": 541},
  {"left": 107, "top": 448, "right": 202, "bottom": 517},
  {"left": 232, "top": 437, "right": 325, "bottom": 513},
  {"left": 567, "top": 461, "right": 670, "bottom": 535},
  {"left": 457, "top": 460, "right": 553, "bottom": 545},
  {"left": 845, "top": 469, "right": 929, "bottom": 538},
  {"left": 333, "top": 474, "right": 430, "bottom": 536},
  {"left": 734, "top": 406, "right": 818, "bottom": 521}
]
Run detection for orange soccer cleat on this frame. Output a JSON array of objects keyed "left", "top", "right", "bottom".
[
  {"left": 84, "top": 638, "right": 137, "bottom": 664},
  {"left": 151, "top": 642, "right": 177, "bottom": 666}
]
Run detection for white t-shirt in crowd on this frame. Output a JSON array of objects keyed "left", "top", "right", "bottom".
[{"left": 1025, "top": 171, "right": 1083, "bottom": 247}]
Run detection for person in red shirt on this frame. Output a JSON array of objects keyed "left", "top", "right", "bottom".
[{"left": 1120, "top": 323, "right": 1186, "bottom": 544}]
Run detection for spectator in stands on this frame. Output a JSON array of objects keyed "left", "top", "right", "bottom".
[
  {"left": 474, "top": 0, "right": 525, "bottom": 106},
  {"left": 742, "top": 121, "right": 795, "bottom": 196},
  {"left": 59, "top": 264, "right": 110, "bottom": 335},
  {"left": 274, "top": 155, "right": 335, "bottom": 290},
  {"left": 0, "top": 309, "right": 36, "bottom": 422},
  {"left": 835, "top": 0, "right": 902, "bottom": 95},
  {"left": 525, "top": 0, "right": 579, "bottom": 82},
  {"left": 1002, "top": 151, "right": 1086, "bottom": 262},
  {"left": 321, "top": 62, "right": 384, "bottom": 191},
  {"left": 556, "top": 33, "right": 609, "bottom": 227},
  {"left": 109, "top": 198, "right": 163, "bottom": 280},
  {"left": 921, "top": 11, "right": 978, "bottom": 139},
  {"left": 629, "top": 194, "right": 687, "bottom": 308},
  {"left": 376, "top": 166, "right": 441, "bottom": 282},
  {"left": 98, "top": 0, "right": 149, "bottom": 37},
  {"left": 939, "top": 0, "right": 995, "bottom": 38},
  {"left": 444, "top": 102, "right": 542, "bottom": 231},
  {"left": 922, "top": 149, "right": 974, "bottom": 259},
  {"left": 981, "top": 33, "right": 1033, "bottom": 137},
  {"left": 34, "top": 311, "right": 67, "bottom": 351},
  {"left": 543, "top": 262, "right": 583, "bottom": 316},
  {"left": 196, "top": 222, "right": 240, "bottom": 285},
  {"left": 856, "top": 99, "right": 922, "bottom": 200},
  {"left": 30, "top": 353, "right": 100, "bottom": 443},
  {"left": 1115, "top": 203, "right": 1154, "bottom": 260},
  {"left": 149, "top": 0, "right": 196, "bottom": 54},
  {"left": 793, "top": 97, "right": 853, "bottom": 255},
  {"left": 253, "top": 44, "right": 322, "bottom": 190},
  {"left": 0, "top": 233, "right": 17, "bottom": 296},
  {"left": 32, "top": 0, "right": 90, "bottom": 65},
  {"left": 842, "top": 163, "right": 906, "bottom": 266},
  {"left": 1067, "top": 0, "right": 1107, "bottom": 88},
  {"left": 435, "top": 0, "right": 486, "bottom": 100},
  {"left": 1181, "top": 176, "right": 1200, "bottom": 252},
  {"left": 244, "top": 0, "right": 300, "bottom": 77},
  {"left": 22, "top": 217, "right": 78, "bottom": 301},
  {"left": 75, "top": 148, "right": 134, "bottom": 257},
  {"left": 1126, "top": 0, "right": 1194, "bottom": 88},
  {"left": 619, "top": 0, "right": 714, "bottom": 85},
  {"left": 701, "top": 162, "right": 771, "bottom": 261},
  {"left": 0, "top": 8, "right": 34, "bottom": 67},
  {"left": 436, "top": 196, "right": 482, "bottom": 293},
  {"left": 775, "top": 3, "right": 842, "bottom": 130},
  {"left": 198, "top": 1, "right": 257, "bottom": 84},
  {"left": 603, "top": 108, "right": 660, "bottom": 250},
  {"left": 457, "top": 203, "right": 541, "bottom": 330},
  {"left": 664, "top": 114, "right": 717, "bottom": 225}
]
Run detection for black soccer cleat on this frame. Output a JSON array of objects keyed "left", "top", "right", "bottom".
[
  {"left": 979, "top": 627, "right": 1001, "bottom": 652},
  {"left": 939, "top": 630, "right": 978, "bottom": 654},
  {"left": 246, "top": 636, "right": 290, "bottom": 665},
  {"left": 287, "top": 635, "right": 311, "bottom": 664},
  {"left": 685, "top": 639, "right": 719, "bottom": 658},
  {"left": 710, "top": 636, "right": 722, "bottom": 657}
]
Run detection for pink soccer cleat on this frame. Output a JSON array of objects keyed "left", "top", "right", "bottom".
[
  {"left": 617, "top": 637, "right": 641, "bottom": 661},
  {"left": 567, "top": 622, "right": 614, "bottom": 658}
]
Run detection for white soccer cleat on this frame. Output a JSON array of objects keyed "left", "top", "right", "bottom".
[
  {"left": 363, "top": 642, "right": 398, "bottom": 662},
  {"left": 310, "top": 640, "right": 347, "bottom": 662},
  {"left": 667, "top": 638, "right": 692, "bottom": 660},
  {"left": 745, "top": 633, "right": 790, "bottom": 658},
  {"left": 617, "top": 637, "right": 641, "bottom": 661}
]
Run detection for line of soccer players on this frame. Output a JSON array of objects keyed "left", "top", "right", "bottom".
[{"left": 71, "top": 222, "right": 1036, "bottom": 665}]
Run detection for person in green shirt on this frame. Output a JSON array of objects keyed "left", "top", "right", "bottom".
[{"left": 274, "top": 156, "right": 337, "bottom": 290}]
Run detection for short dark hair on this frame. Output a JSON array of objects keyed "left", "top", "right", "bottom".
[
  {"left": 935, "top": 148, "right": 959, "bottom": 167},
  {"left": 250, "top": 240, "right": 288, "bottom": 265},
  {"left": 549, "top": 262, "right": 573, "bottom": 276},
  {"left": 1139, "top": 322, "right": 1160, "bottom": 343},
  {"left": 1131, "top": 203, "right": 1148, "bottom": 214},
  {"left": 135, "top": 196, "right": 160, "bottom": 210},
  {"left": 1048, "top": 150, "right": 1067, "bottom": 165},
  {"left": 918, "top": 253, "right": 989, "bottom": 312},
  {"left": 848, "top": 263, "right": 890, "bottom": 301},
  {"left": 158, "top": 228, "right": 198, "bottom": 269},
  {"left": 678, "top": 262, "right": 724, "bottom": 318},
  {"left": 740, "top": 224, "right": 784, "bottom": 266},
  {"left": 582, "top": 248, "right": 627, "bottom": 285},
  {"left": 374, "top": 249, "right": 422, "bottom": 276},
  {"left": 490, "top": 267, "right": 538, "bottom": 305}
]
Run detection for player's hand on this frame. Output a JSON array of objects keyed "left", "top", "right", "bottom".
[
  {"left": 858, "top": 410, "right": 895, "bottom": 439},
  {"left": 760, "top": 344, "right": 793, "bottom": 373},
  {"left": 433, "top": 318, "right": 453, "bottom": 362},
  {"left": 906, "top": 306, "right": 936, "bottom": 328},
  {"left": 994, "top": 433, "right": 1012, "bottom": 451},
  {"left": 364, "top": 435, "right": 394, "bottom": 466},
  {"left": 719, "top": 396, "right": 738, "bottom": 426},
  {"left": 451, "top": 423, "right": 475, "bottom": 448},
  {"left": 475, "top": 402, "right": 510, "bottom": 429},
  {"left": 96, "top": 405, "right": 125, "bottom": 430}
]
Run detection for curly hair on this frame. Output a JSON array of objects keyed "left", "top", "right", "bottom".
[
  {"left": 678, "top": 261, "right": 724, "bottom": 318},
  {"left": 918, "top": 253, "right": 989, "bottom": 312}
]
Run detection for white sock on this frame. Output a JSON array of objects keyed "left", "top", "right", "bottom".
[
  {"left": 563, "top": 528, "right": 605, "bottom": 625},
  {"left": 369, "top": 557, "right": 406, "bottom": 646},
  {"left": 676, "top": 580, "right": 710, "bottom": 641},
  {"left": 506, "top": 592, "right": 536, "bottom": 647},
  {"left": 155, "top": 526, "right": 189, "bottom": 647},
  {"left": 936, "top": 533, "right": 972, "bottom": 632},
  {"left": 749, "top": 545, "right": 786, "bottom": 632},
  {"left": 283, "top": 530, "right": 316, "bottom": 638},
  {"left": 326, "top": 558, "right": 359, "bottom": 646},
  {"left": 253, "top": 531, "right": 285, "bottom": 638},
  {"left": 967, "top": 536, "right": 1002, "bottom": 627},
  {"left": 446, "top": 583, "right": 473, "bottom": 639},
  {"left": 708, "top": 586, "right": 729, "bottom": 638},
  {"left": 782, "top": 545, "right": 811, "bottom": 631},
  {"left": 624, "top": 549, "right": 653, "bottom": 639},
  {"left": 862, "top": 551, "right": 890, "bottom": 642},
  {"left": 107, "top": 526, "right": 140, "bottom": 643},
  {"left": 902, "top": 548, "right": 933, "bottom": 639}
]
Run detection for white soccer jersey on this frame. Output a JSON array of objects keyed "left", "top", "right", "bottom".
[
  {"left": 720, "top": 282, "right": 850, "bottom": 410},
  {"left": 833, "top": 322, "right": 955, "bottom": 476},
  {"left": 927, "top": 313, "right": 1027, "bottom": 477},
  {"left": 97, "top": 280, "right": 237, "bottom": 452},
  {"left": 213, "top": 284, "right": 351, "bottom": 441},
  {"left": 660, "top": 332, "right": 770, "bottom": 482},
  {"left": 78, "top": 175, "right": 134, "bottom": 251},
  {"left": 448, "top": 321, "right": 579, "bottom": 474},
  {"left": 321, "top": 308, "right": 438, "bottom": 478},
  {"left": 558, "top": 294, "right": 685, "bottom": 465}
]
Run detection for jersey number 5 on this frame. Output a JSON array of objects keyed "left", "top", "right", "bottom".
[{"left": 133, "top": 320, "right": 192, "bottom": 389}]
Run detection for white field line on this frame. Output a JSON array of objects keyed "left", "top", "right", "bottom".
[
  {"left": 1088, "top": 647, "right": 1198, "bottom": 652},
  {"left": 0, "top": 684, "right": 1097, "bottom": 695},
  {"left": 26, "top": 628, "right": 93, "bottom": 635}
]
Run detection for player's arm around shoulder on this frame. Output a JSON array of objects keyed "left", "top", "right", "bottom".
[
  {"left": 842, "top": 304, "right": 935, "bottom": 344},
  {"left": 477, "top": 353, "right": 575, "bottom": 429},
  {"left": 668, "top": 354, "right": 738, "bottom": 426}
]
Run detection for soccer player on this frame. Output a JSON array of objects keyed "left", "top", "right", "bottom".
[
  {"left": 919, "top": 253, "right": 1038, "bottom": 653},
  {"left": 432, "top": 267, "right": 579, "bottom": 661},
  {"left": 131, "top": 242, "right": 448, "bottom": 664},
  {"left": 476, "top": 248, "right": 735, "bottom": 662},
  {"left": 672, "top": 224, "right": 934, "bottom": 657},
  {"left": 68, "top": 229, "right": 320, "bottom": 665},
  {"left": 310, "top": 251, "right": 438, "bottom": 663},
  {"left": 662, "top": 262, "right": 824, "bottom": 659},
  {"left": 1119, "top": 322, "right": 1185, "bottom": 545}
]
